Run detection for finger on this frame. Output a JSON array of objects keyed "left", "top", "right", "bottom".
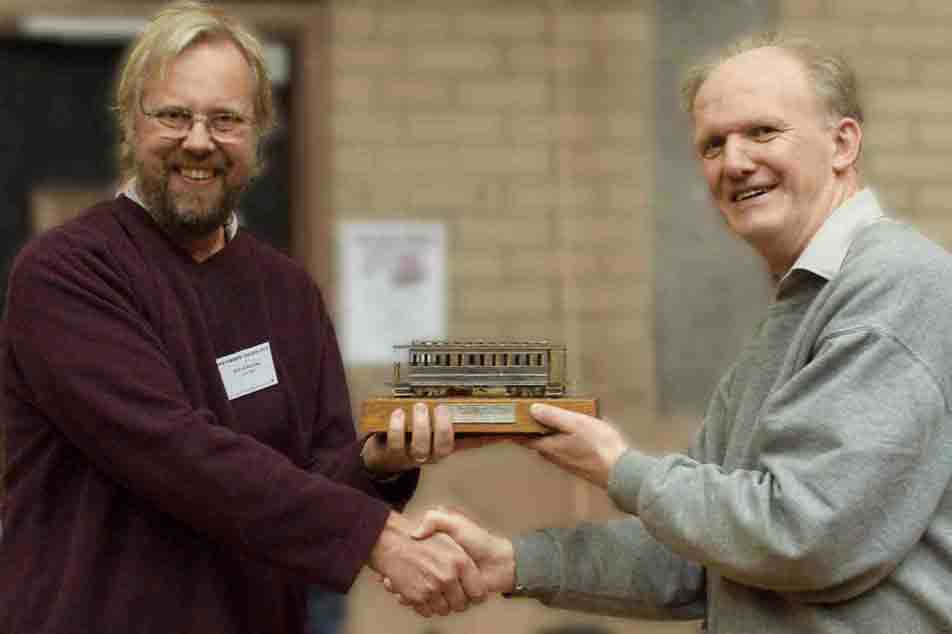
[
  {"left": 526, "top": 434, "right": 567, "bottom": 462},
  {"left": 457, "top": 551, "right": 488, "bottom": 603},
  {"left": 414, "top": 507, "right": 479, "bottom": 541},
  {"left": 429, "top": 533, "right": 481, "bottom": 610},
  {"left": 529, "top": 403, "right": 589, "bottom": 433},
  {"left": 410, "top": 403, "right": 432, "bottom": 463},
  {"left": 525, "top": 432, "right": 558, "bottom": 451},
  {"left": 414, "top": 602, "right": 433, "bottom": 618},
  {"left": 441, "top": 576, "right": 469, "bottom": 613},
  {"left": 431, "top": 405, "right": 454, "bottom": 460},
  {"left": 412, "top": 508, "right": 452, "bottom": 540},
  {"left": 427, "top": 593, "right": 451, "bottom": 617},
  {"left": 387, "top": 408, "right": 406, "bottom": 453}
]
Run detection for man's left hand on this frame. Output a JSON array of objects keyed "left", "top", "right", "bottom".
[
  {"left": 524, "top": 403, "right": 629, "bottom": 489},
  {"left": 362, "top": 403, "right": 455, "bottom": 474}
]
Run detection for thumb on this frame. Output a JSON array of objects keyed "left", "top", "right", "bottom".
[
  {"left": 412, "top": 507, "right": 468, "bottom": 542},
  {"left": 529, "top": 403, "right": 580, "bottom": 432},
  {"left": 412, "top": 508, "right": 449, "bottom": 540}
]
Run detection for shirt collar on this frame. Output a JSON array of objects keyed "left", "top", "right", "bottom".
[
  {"left": 777, "top": 188, "right": 887, "bottom": 294},
  {"left": 116, "top": 179, "right": 239, "bottom": 241}
]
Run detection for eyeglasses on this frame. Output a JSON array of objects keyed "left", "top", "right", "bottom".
[{"left": 140, "top": 101, "right": 253, "bottom": 142}]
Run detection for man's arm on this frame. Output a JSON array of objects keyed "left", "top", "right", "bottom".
[
  {"left": 525, "top": 331, "right": 952, "bottom": 601},
  {"left": 409, "top": 507, "right": 707, "bottom": 620},
  {"left": 3, "top": 225, "right": 460, "bottom": 594}
]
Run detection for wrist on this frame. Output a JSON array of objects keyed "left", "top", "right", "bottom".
[
  {"left": 369, "top": 511, "right": 410, "bottom": 572},
  {"left": 361, "top": 436, "right": 397, "bottom": 480},
  {"left": 498, "top": 538, "right": 517, "bottom": 594}
]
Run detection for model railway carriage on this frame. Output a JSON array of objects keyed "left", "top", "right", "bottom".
[{"left": 392, "top": 339, "right": 566, "bottom": 398}]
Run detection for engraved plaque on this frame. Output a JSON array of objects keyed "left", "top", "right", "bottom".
[
  {"left": 359, "top": 397, "right": 597, "bottom": 435},
  {"left": 448, "top": 403, "right": 516, "bottom": 424}
]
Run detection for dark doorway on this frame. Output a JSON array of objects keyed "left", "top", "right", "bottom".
[{"left": 0, "top": 34, "right": 292, "bottom": 309}]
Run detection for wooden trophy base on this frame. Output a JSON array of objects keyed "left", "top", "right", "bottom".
[{"left": 359, "top": 396, "right": 598, "bottom": 435}]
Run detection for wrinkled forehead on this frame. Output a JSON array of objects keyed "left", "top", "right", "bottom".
[
  {"left": 698, "top": 47, "right": 813, "bottom": 107},
  {"left": 692, "top": 47, "right": 823, "bottom": 133}
]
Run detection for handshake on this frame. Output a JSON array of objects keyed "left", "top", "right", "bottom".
[
  {"left": 361, "top": 401, "right": 632, "bottom": 618},
  {"left": 368, "top": 506, "right": 515, "bottom": 618}
]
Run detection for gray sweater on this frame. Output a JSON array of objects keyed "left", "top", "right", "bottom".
[{"left": 513, "top": 190, "right": 952, "bottom": 632}]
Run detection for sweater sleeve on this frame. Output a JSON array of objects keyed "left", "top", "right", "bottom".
[
  {"left": 5, "top": 232, "right": 393, "bottom": 591},
  {"left": 612, "top": 327, "right": 952, "bottom": 602},
  {"left": 507, "top": 372, "right": 734, "bottom": 618},
  {"left": 511, "top": 518, "right": 706, "bottom": 620},
  {"left": 303, "top": 292, "right": 419, "bottom": 511}
]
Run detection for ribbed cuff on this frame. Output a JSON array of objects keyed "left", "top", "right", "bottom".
[{"left": 509, "top": 531, "right": 561, "bottom": 600}]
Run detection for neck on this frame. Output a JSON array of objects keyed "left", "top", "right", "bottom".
[
  {"left": 762, "top": 172, "right": 862, "bottom": 280},
  {"left": 182, "top": 227, "right": 226, "bottom": 262}
]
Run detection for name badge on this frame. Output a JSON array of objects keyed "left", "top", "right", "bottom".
[{"left": 216, "top": 342, "right": 278, "bottom": 400}]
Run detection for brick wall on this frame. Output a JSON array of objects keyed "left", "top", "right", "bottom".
[
  {"left": 780, "top": 0, "right": 952, "bottom": 246},
  {"left": 319, "top": 3, "right": 675, "bottom": 633},
  {"left": 322, "top": 3, "right": 658, "bottom": 451}
]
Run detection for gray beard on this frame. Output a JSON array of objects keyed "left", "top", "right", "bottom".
[{"left": 135, "top": 160, "right": 245, "bottom": 244}]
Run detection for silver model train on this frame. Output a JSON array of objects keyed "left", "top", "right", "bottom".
[{"left": 392, "top": 339, "right": 566, "bottom": 398}]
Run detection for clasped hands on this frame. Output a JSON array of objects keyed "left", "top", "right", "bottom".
[{"left": 363, "top": 401, "right": 630, "bottom": 617}]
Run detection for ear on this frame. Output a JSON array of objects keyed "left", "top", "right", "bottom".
[{"left": 831, "top": 117, "right": 862, "bottom": 173}]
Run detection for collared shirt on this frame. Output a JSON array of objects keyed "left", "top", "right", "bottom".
[
  {"left": 116, "top": 180, "right": 239, "bottom": 241},
  {"left": 777, "top": 188, "right": 888, "bottom": 296}
]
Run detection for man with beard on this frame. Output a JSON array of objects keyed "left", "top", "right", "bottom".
[
  {"left": 406, "top": 33, "right": 952, "bottom": 633},
  {"left": 0, "top": 2, "right": 486, "bottom": 633}
]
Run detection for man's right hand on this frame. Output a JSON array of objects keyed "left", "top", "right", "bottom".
[
  {"left": 412, "top": 507, "right": 516, "bottom": 595},
  {"left": 368, "top": 511, "right": 487, "bottom": 617}
]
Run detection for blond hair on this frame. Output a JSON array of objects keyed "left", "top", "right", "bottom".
[
  {"left": 114, "top": 0, "right": 275, "bottom": 179},
  {"left": 681, "top": 32, "right": 864, "bottom": 126}
]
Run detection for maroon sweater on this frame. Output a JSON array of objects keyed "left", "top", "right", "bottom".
[{"left": 0, "top": 197, "right": 416, "bottom": 634}]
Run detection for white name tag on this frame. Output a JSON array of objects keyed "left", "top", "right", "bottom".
[{"left": 216, "top": 342, "right": 278, "bottom": 400}]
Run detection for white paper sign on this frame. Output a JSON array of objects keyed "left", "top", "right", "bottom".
[
  {"left": 338, "top": 221, "right": 446, "bottom": 365},
  {"left": 216, "top": 342, "right": 278, "bottom": 400}
]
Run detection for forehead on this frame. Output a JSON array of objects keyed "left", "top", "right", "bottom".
[
  {"left": 143, "top": 38, "right": 255, "bottom": 108},
  {"left": 692, "top": 47, "right": 822, "bottom": 137}
]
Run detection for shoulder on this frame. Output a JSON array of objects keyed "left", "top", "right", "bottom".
[
  {"left": 10, "top": 198, "right": 129, "bottom": 282},
  {"left": 5, "top": 199, "right": 149, "bottom": 335},
  {"left": 823, "top": 221, "right": 952, "bottom": 393},
  {"left": 839, "top": 220, "right": 952, "bottom": 300}
]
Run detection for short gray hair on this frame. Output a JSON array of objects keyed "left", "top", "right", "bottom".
[{"left": 681, "top": 32, "right": 864, "bottom": 126}]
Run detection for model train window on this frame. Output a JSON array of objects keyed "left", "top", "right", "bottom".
[{"left": 391, "top": 339, "right": 566, "bottom": 398}]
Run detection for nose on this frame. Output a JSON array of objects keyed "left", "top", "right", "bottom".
[
  {"left": 180, "top": 118, "right": 216, "bottom": 154},
  {"left": 722, "top": 135, "right": 756, "bottom": 178}
]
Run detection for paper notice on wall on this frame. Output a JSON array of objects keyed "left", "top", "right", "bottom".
[{"left": 337, "top": 221, "right": 447, "bottom": 365}]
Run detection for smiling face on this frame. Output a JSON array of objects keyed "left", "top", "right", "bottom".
[
  {"left": 133, "top": 37, "right": 257, "bottom": 250},
  {"left": 692, "top": 46, "right": 860, "bottom": 276}
]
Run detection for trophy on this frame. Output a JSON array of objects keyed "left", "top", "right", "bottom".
[{"left": 359, "top": 339, "right": 598, "bottom": 435}]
